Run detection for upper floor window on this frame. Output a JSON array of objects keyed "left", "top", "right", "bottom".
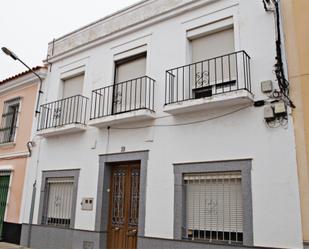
[
  {"left": 190, "top": 27, "right": 235, "bottom": 63},
  {"left": 112, "top": 53, "right": 148, "bottom": 114},
  {"left": 0, "top": 98, "right": 20, "bottom": 144},
  {"left": 115, "top": 53, "right": 146, "bottom": 83},
  {"left": 189, "top": 28, "right": 236, "bottom": 98},
  {"left": 62, "top": 74, "right": 84, "bottom": 99}
]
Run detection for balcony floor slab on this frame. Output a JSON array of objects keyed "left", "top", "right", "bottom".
[
  {"left": 37, "top": 123, "right": 87, "bottom": 137},
  {"left": 89, "top": 109, "right": 155, "bottom": 128},
  {"left": 163, "top": 89, "right": 254, "bottom": 115}
]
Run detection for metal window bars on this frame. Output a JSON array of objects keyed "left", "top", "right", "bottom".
[
  {"left": 37, "top": 95, "right": 88, "bottom": 131},
  {"left": 42, "top": 177, "right": 74, "bottom": 228},
  {"left": 0, "top": 98, "right": 20, "bottom": 144},
  {"left": 90, "top": 76, "right": 155, "bottom": 119},
  {"left": 165, "top": 51, "right": 251, "bottom": 105},
  {"left": 183, "top": 172, "right": 243, "bottom": 244}
]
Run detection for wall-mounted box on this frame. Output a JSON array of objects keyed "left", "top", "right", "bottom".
[
  {"left": 264, "top": 105, "right": 275, "bottom": 121},
  {"left": 81, "top": 198, "right": 94, "bottom": 211},
  {"left": 274, "top": 102, "right": 287, "bottom": 115},
  {"left": 261, "top": 80, "right": 273, "bottom": 93}
]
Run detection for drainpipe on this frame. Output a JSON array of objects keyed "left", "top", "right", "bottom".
[
  {"left": 27, "top": 181, "right": 36, "bottom": 247},
  {"left": 26, "top": 139, "right": 41, "bottom": 247}
]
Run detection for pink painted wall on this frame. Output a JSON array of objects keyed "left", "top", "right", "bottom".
[{"left": 0, "top": 82, "right": 38, "bottom": 223}]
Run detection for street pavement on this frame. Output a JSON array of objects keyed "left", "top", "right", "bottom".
[{"left": 0, "top": 243, "right": 28, "bottom": 249}]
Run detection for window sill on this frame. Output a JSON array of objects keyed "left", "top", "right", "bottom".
[
  {"left": 181, "top": 238, "right": 243, "bottom": 247},
  {"left": 0, "top": 142, "right": 16, "bottom": 148}
]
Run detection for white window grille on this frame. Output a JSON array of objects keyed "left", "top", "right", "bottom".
[
  {"left": 42, "top": 177, "right": 74, "bottom": 227},
  {"left": 184, "top": 171, "right": 243, "bottom": 244}
]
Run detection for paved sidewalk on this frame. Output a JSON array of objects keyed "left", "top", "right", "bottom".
[{"left": 0, "top": 243, "right": 28, "bottom": 249}]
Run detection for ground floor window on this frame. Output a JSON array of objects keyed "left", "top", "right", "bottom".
[
  {"left": 42, "top": 177, "right": 74, "bottom": 227},
  {"left": 39, "top": 170, "right": 79, "bottom": 229},
  {"left": 173, "top": 160, "right": 253, "bottom": 246},
  {"left": 184, "top": 172, "right": 243, "bottom": 243}
]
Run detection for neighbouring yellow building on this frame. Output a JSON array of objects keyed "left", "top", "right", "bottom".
[
  {"left": 0, "top": 67, "right": 46, "bottom": 244},
  {"left": 282, "top": 0, "right": 309, "bottom": 247}
]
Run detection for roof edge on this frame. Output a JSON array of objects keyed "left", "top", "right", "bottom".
[{"left": 0, "top": 66, "right": 47, "bottom": 85}]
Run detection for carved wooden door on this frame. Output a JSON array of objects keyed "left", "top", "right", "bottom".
[{"left": 107, "top": 164, "right": 140, "bottom": 249}]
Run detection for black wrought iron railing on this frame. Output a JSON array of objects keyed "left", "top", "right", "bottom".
[
  {"left": 90, "top": 76, "right": 155, "bottom": 119},
  {"left": 165, "top": 51, "right": 251, "bottom": 105},
  {"left": 37, "top": 95, "right": 88, "bottom": 131},
  {"left": 0, "top": 111, "right": 18, "bottom": 144}
]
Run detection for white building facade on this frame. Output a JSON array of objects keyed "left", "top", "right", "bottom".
[{"left": 20, "top": 0, "right": 303, "bottom": 249}]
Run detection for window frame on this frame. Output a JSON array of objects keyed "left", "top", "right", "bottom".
[
  {"left": 59, "top": 64, "right": 86, "bottom": 101},
  {"left": 38, "top": 170, "right": 80, "bottom": 229},
  {"left": 114, "top": 52, "right": 147, "bottom": 84},
  {"left": 173, "top": 160, "right": 253, "bottom": 246},
  {"left": 61, "top": 73, "right": 85, "bottom": 99},
  {"left": 0, "top": 97, "right": 21, "bottom": 144}
]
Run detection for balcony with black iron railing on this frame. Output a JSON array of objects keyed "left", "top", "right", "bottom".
[
  {"left": 89, "top": 76, "right": 155, "bottom": 127},
  {"left": 163, "top": 51, "right": 253, "bottom": 114},
  {"left": 37, "top": 95, "right": 88, "bottom": 137}
]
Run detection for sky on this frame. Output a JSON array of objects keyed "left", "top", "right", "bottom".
[{"left": 0, "top": 0, "right": 140, "bottom": 80}]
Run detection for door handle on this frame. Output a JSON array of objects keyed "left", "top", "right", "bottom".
[
  {"left": 112, "top": 227, "right": 120, "bottom": 231},
  {"left": 127, "top": 229, "right": 137, "bottom": 236}
]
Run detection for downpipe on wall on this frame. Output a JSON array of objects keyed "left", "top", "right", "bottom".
[{"left": 25, "top": 139, "right": 41, "bottom": 247}]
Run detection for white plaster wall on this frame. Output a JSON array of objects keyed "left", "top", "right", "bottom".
[{"left": 22, "top": 0, "right": 303, "bottom": 248}]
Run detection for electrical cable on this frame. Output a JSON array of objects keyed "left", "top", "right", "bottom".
[
  {"left": 263, "top": 0, "right": 295, "bottom": 109},
  {"left": 110, "top": 105, "right": 251, "bottom": 130},
  {"left": 272, "top": 0, "right": 295, "bottom": 108}
]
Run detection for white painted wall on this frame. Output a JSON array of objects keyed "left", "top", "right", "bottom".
[{"left": 21, "top": 0, "right": 303, "bottom": 248}]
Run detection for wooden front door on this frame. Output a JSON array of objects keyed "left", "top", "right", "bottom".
[{"left": 107, "top": 164, "right": 140, "bottom": 249}]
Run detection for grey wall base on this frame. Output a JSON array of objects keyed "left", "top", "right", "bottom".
[
  {"left": 20, "top": 224, "right": 106, "bottom": 249},
  {"left": 137, "top": 236, "right": 276, "bottom": 249},
  {"left": 20, "top": 224, "right": 277, "bottom": 249}
]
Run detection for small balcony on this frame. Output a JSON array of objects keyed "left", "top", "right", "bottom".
[
  {"left": 89, "top": 76, "right": 155, "bottom": 127},
  {"left": 37, "top": 95, "right": 88, "bottom": 137},
  {"left": 163, "top": 51, "right": 253, "bottom": 115}
]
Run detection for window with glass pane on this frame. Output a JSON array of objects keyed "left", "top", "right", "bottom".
[
  {"left": 42, "top": 177, "right": 74, "bottom": 227},
  {"left": 0, "top": 98, "right": 20, "bottom": 144},
  {"left": 184, "top": 172, "right": 243, "bottom": 244}
]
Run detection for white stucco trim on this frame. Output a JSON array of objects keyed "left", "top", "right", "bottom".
[{"left": 0, "top": 151, "right": 29, "bottom": 159}]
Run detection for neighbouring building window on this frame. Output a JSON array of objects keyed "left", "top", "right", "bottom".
[
  {"left": 183, "top": 172, "right": 243, "bottom": 244},
  {"left": 0, "top": 98, "right": 20, "bottom": 144},
  {"left": 42, "top": 177, "right": 75, "bottom": 228},
  {"left": 62, "top": 74, "right": 84, "bottom": 98}
]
